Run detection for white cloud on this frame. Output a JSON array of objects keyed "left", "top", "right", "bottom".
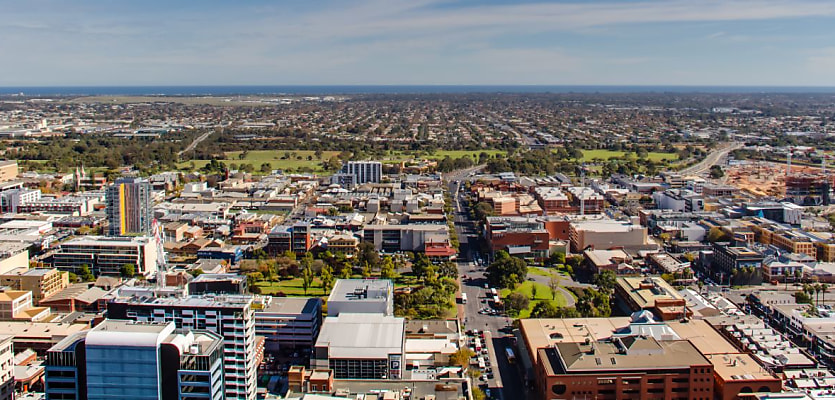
[{"left": 1, "top": 0, "right": 835, "bottom": 85}]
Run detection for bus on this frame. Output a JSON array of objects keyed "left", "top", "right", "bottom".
[
  {"left": 460, "top": 293, "right": 468, "bottom": 304},
  {"left": 505, "top": 347, "right": 516, "bottom": 364}
]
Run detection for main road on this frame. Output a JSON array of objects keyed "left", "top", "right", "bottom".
[
  {"left": 448, "top": 176, "right": 531, "bottom": 400},
  {"left": 178, "top": 129, "right": 217, "bottom": 156},
  {"left": 679, "top": 142, "right": 743, "bottom": 176}
]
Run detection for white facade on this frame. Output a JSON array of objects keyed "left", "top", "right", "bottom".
[
  {"left": 0, "top": 335, "right": 11, "bottom": 400},
  {"left": 340, "top": 161, "right": 382, "bottom": 184}
]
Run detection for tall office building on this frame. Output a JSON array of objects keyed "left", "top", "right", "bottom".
[
  {"left": 339, "top": 161, "right": 382, "bottom": 184},
  {"left": 106, "top": 177, "right": 153, "bottom": 236},
  {"left": 107, "top": 295, "right": 258, "bottom": 400},
  {"left": 44, "top": 319, "right": 224, "bottom": 400}
]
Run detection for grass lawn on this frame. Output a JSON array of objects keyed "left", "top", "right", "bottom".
[
  {"left": 578, "top": 149, "right": 679, "bottom": 163},
  {"left": 178, "top": 150, "right": 341, "bottom": 173},
  {"left": 426, "top": 150, "right": 506, "bottom": 160},
  {"left": 528, "top": 267, "right": 556, "bottom": 277},
  {"left": 383, "top": 149, "right": 506, "bottom": 162},
  {"left": 253, "top": 277, "right": 329, "bottom": 297},
  {"left": 500, "top": 280, "right": 569, "bottom": 318},
  {"left": 178, "top": 149, "right": 506, "bottom": 173}
]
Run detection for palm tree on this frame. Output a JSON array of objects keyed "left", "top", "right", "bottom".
[
  {"left": 784, "top": 270, "right": 791, "bottom": 290},
  {"left": 802, "top": 284, "right": 812, "bottom": 305},
  {"left": 822, "top": 284, "right": 829, "bottom": 306},
  {"left": 814, "top": 284, "right": 823, "bottom": 306}
]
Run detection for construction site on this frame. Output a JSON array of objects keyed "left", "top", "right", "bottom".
[{"left": 725, "top": 160, "right": 833, "bottom": 205}]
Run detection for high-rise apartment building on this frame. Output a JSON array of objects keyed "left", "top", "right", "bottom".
[
  {"left": 106, "top": 177, "right": 153, "bottom": 236},
  {"left": 339, "top": 161, "right": 382, "bottom": 184},
  {"left": 107, "top": 295, "right": 258, "bottom": 400},
  {"left": 44, "top": 320, "right": 225, "bottom": 400}
]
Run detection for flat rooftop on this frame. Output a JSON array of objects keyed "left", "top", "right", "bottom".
[
  {"left": 189, "top": 273, "right": 244, "bottom": 283},
  {"left": 328, "top": 279, "right": 392, "bottom": 303},
  {"left": 667, "top": 320, "right": 740, "bottom": 355},
  {"left": 316, "top": 313, "right": 404, "bottom": 359},
  {"left": 116, "top": 294, "right": 253, "bottom": 309},
  {"left": 259, "top": 296, "right": 320, "bottom": 315},
  {"left": 60, "top": 235, "right": 152, "bottom": 247},
  {"left": 572, "top": 219, "right": 642, "bottom": 233},
  {"left": 546, "top": 336, "right": 710, "bottom": 374},
  {"left": 520, "top": 317, "right": 631, "bottom": 363},
  {"left": 93, "top": 319, "right": 172, "bottom": 334},
  {"left": 617, "top": 276, "right": 684, "bottom": 309},
  {"left": 0, "top": 321, "right": 88, "bottom": 339},
  {"left": 706, "top": 353, "right": 778, "bottom": 382}
]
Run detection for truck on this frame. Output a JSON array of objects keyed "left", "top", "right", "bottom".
[{"left": 460, "top": 293, "right": 468, "bottom": 304}]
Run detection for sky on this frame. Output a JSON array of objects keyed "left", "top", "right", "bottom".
[{"left": 2, "top": 0, "right": 835, "bottom": 86}]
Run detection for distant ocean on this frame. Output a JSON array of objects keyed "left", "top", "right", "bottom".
[{"left": 2, "top": 85, "right": 835, "bottom": 96}]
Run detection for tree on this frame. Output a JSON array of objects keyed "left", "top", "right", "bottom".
[
  {"left": 486, "top": 251, "right": 527, "bottom": 288},
  {"left": 321, "top": 265, "right": 335, "bottom": 293},
  {"left": 188, "top": 268, "right": 204, "bottom": 277},
  {"left": 471, "top": 202, "right": 494, "bottom": 222},
  {"left": 707, "top": 227, "right": 731, "bottom": 243},
  {"left": 412, "top": 253, "right": 431, "bottom": 279},
  {"left": 566, "top": 255, "right": 583, "bottom": 271},
  {"left": 593, "top": 270, "right": 617, "bottom": 294},
  {"left": 301, "top": 266, "right": 313, "bottom": 295},
  {"left": 341, "top": 265, "right": 353, "bottom": 279},
  {"left": 362, "top": 262, "right": 372, "bottom": 278},
  {"left": 576, "top": 288, "right": 611, "bottom": 317},
  {"left": 531, "top": 301, "right": 580, "bottom": 318},
  {"left": 823, "top": 284, "right": 829, "bottom": 305},
  {"left": 119, "top": 264, "right": 136, "bottom": 278},
  {"left": 448, "top": 348, "right": 475, "bottom": 368},
  {"left": 79, "top": 265, "right": 95, "bottom": 282},
  {"left": 795, "top": 290, "right": 813, "bottom": 304},
  {"left": 357, "top": 242, "right": 380, "bottom": 269},
  {"left": 548, "top": 275, "right": 560, "bottom": 300},
  {"left": 438, "top": 261, "right": 457, "bottom": 278},
  {"left": 709, "top": 165, "right": 724, "bottom": 179},
  {"left": 547, "top": 252, "right": 566, "bottom": 267},
  {"left": 531, "top": 284, "right": 538, "bottom": 300},
  {"left": 380, "top": 257, "right": 396, "bottom": 279},
  {"left": 472, "top": 387, "right": 486, "bottom": 400},
  {"left": 505, "top": 292, "right": 530, "bottom": 317}
]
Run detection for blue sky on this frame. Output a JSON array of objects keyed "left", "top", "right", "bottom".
[{"left": 2, "top": 0, "right": 835, "bottom": 86}]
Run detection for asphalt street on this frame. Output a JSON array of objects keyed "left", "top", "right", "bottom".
[{"left": 448, "top": 176, "right": 532, "bottom": 400}]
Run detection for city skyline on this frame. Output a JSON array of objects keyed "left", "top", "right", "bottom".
[{"left": 3, "top": 0, "right": 835, "bottom": 87}]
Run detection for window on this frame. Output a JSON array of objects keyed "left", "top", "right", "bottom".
[{"left": 551, "top": 384, "right": 567, "bottom": 395}]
